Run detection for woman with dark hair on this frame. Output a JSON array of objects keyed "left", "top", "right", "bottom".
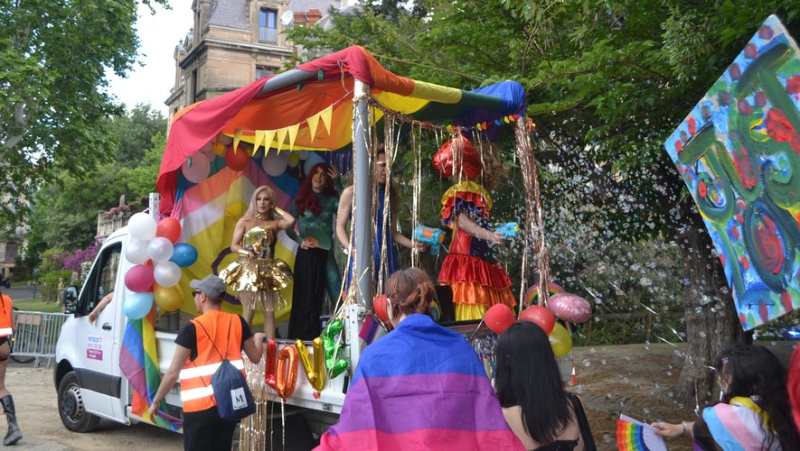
[
  {"left": 287, "top": 163, "right": 342, "bottom": 340},
  {"left": 316, "top": 268, "right": 523, "bottom": 450},
  {"left": 495, "top": 322, "right": 594, "bottom": 451},
  {"left": 653, "top": 345, "right": 800, "bottom": 450}
]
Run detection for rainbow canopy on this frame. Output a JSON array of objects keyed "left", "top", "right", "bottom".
[{"left": 157, "top": 45, "right": 526, "bottom": 215}]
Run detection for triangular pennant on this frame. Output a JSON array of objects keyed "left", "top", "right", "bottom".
[
  {"left": 253, "top": 130, "right": 266, "bottom": 155},
  {"left": 287, "top": 124, "right": 300, "bottom": 151},
  {"left": 307, "top": 113, "right": 320, "bottom": 141},
  {"left": 275, "top": 127, "right": 288, "bottom": 152},
  {"left": 233, "top": 129, "right": 243, "bottom": 154},
  {"left": 319, "top": 105, "right": 333, "bottom": 136},
  {"left": 263, "top": 130, "right": 276, "bottom": 152}
]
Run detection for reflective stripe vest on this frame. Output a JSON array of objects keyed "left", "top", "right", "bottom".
[
  {"left": 0, "top": 295, "right": 13, "bottom": 338},
  {"left": 179, "top": 310, "right": 245, "bottom": 413}
]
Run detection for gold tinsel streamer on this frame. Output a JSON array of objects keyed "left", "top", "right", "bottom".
[{"left": 514, "top": 118, "right": 551, "bottom": 309}]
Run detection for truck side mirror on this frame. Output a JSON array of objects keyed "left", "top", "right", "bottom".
[{"left": 63, "top": 286, "right": 78, "bottom": 314}]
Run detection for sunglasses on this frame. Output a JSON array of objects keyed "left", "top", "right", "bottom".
[{"left": 192, "top": 290, "right": 201, "bottom": 296}]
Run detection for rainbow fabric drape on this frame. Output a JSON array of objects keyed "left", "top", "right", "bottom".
[
  {"left": 315, "top": 314, "right": 524, "bottom": 450},
  {"left": 119, "top": 307, "right": 182, "bottom": 430}
]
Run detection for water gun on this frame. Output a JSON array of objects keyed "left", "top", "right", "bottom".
[
  {"left": 495, "top": 222, "right": 520, "bottom": 238},
  {"left": 413, "top": 225, "right": 446, "bottom": 256}
]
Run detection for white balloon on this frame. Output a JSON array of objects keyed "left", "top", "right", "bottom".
[
  {"left": 148, "top": 237, "right": 174, "bottom": 263},
  {"left": 154, "top": 261, "right": 182, "bottom": 287},
  {"left": 129, "top": 213, "right": 157, "bottom": 241},
  {"left": 125, "top": 239, "right": 150, "bottom": 264},
  {"left": 303, "top": 153, "right": 325, "bottom": 176},
  {"left": 181, "top": 152, "right": 210, "bottom": 184},
  {"left": 262, "top": 149, "right": 289, "bottom": 176}
]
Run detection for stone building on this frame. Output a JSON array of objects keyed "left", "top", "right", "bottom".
[{"left": 165, "top": 0, "right": 341, "bottom": 119}]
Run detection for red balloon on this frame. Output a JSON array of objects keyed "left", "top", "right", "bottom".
[
  {"left": 124, "top": 264, "right": 155, "bottom": 293},
  {"left": 225, "top": 145, "right": 250, "bottom": 171},
  {"left": 519, "top": 305, "right": 556, "bottom": 335},
  {"left": 484, "top": 304, "right": 515, "bottom": 334},
  {"left": 373, "top": 294, "right": 389, "bottom": 324},
  {"left": 156, "top": 217, "right": 182, "bottom": 244}
]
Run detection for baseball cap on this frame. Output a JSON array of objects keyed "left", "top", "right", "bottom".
[{"left": 189, "top": 275, "right": 227, "bottom": 300}]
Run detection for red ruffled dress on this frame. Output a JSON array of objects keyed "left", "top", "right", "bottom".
[{"left": 438, "top": 181, "right": 517, "bottom": 320}]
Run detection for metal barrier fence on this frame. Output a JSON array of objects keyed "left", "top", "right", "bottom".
[{"left": 11, "top": 311, "right": 69, "bottom": 368}]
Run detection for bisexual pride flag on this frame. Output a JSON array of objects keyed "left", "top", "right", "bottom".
[{"left": 316, "top": 314, "right": 523, "bottom": 450}]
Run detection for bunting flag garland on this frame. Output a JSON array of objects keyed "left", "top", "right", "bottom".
[
  {"left": 616, "top": 415, "right": 666, "bottom": 451},
  {"left": 119, "top": 307, "right": 182, "bottom": 430}
]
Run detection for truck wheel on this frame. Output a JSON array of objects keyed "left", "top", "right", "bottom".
[{"left": 58, "top": 371, "right": 100, "bottom": 432}]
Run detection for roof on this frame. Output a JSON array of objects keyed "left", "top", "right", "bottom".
[
  {"left": 207, "top": 0, "right": 250, "bottom": 30},
  {"left": 287, "top": 0, "right": 341, "bottom": 14},
  {"left": 157, "top": 46, "right": 526, "bottom": 214}
]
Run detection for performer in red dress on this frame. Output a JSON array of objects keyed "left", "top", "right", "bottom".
[{"left": 435, "top": 135, "right": 517, "bottom": 321}]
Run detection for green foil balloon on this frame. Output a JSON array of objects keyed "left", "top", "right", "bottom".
[{"left": 322, "top": 320, "right": 349, "bottom": 379}]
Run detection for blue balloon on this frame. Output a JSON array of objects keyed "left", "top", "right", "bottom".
[
  {"left": 303, "top": 153, "right": 325, "bottom": 177},
  {"left": 123, "top": 292, "right": 154, "bottom": 320},
  {"left": 170, "top": 243, "right": 198, "bottom": 268}
]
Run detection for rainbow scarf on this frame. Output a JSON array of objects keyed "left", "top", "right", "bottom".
[
  {"left": 616, "top": 415, "right": 666, "bottom": 451},
  {"left": 119, "top": 307, "right": 182, "bottom": 430},
  {"left": 316, "top": 314, "right": 523, "bottom": 450}
]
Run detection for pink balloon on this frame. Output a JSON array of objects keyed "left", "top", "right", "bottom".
[
  {"left": 124, "top": 264, "right": 155, "bottom": 293},
  {"left": 548, "top": 293, "right": 592, "bottom": 323}
]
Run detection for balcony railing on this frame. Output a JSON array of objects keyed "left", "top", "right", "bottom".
[{"left": 259, "top": 27, "right": 278, "bottom": 44}]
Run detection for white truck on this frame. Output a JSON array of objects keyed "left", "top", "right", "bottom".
[{"left": 54, "top": 221, "right": 360, "bottom": 437}]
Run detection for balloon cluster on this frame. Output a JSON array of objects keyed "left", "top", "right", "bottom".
[
  {"left": 483, "top": 283, "right": 593, "bottom": 358},
  {"left": 123, "top": 213, "right": 199, "bottom": 320}
]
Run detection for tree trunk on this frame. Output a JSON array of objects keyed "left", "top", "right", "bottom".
[{"left": 676, "top": 211, "right": 749, "bottom": 407}]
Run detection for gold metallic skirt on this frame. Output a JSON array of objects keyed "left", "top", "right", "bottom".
[{"left": 220, "top": 256, "right": 292, "bottom": 312}]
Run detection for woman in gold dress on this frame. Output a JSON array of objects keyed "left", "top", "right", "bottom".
[{"left": 222, "top": 185, "right": 295, "bottom": 338}]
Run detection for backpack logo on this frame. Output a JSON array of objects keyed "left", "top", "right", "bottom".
[{"left": 231, "top": 387, "right": 247, "bottom": 410}]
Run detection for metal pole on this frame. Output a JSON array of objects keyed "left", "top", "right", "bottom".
[{"left": 353, "top": 80, "right": 373, "bottom": 308}]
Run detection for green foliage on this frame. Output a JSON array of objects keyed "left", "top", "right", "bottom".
[
  {"left": 26, "top": 108, "right": 166, "bottom": 259},
  {"left": 0, "top": 0, "right": 169, "bottom": 232}
]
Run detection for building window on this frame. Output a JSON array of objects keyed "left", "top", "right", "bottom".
[
  {"left": 255, "top": 66, "right": 275, "bottom": 80},
  {"left": 260, "top": 9, "right": 278, "bottom": 43}
]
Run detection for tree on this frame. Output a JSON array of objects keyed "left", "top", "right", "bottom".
[
  {"left": 0, "top": 0, "right": 168, "bottom": 231},
  {"left": 26, "top": 115, "right": 166, "bottom": 259},
  {"left": 287, "top": 0, "right": 800, "bottom": 404}
]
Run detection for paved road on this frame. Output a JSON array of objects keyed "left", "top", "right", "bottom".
[{"left": 3, "top": 285, "right": 38, "bottom": 302}]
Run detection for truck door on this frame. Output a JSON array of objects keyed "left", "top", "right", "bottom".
[{"left": 72, "top": 239, "right": 126, "bottom": 420}]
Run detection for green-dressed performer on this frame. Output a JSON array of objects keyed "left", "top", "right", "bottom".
[{"left": 287, "top": 163, "right": 343, "bottom": 340}]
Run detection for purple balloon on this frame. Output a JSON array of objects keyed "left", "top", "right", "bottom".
[{"left": 124, "top": 264, "right": 154, "bottom": 293}]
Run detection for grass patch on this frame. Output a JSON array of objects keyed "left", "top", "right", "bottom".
[{"left": 15, "top": 300, "right": 63, "bottom": 313}]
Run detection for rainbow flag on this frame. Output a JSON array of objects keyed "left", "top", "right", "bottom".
[
  {"left": 316, "top": 314, "right": 524, "bottom": 450},
  {"left": 617, "top": 415, "right": 666, "bottom": 451},
  {"left": 119, "top": 307, "right": 182, "bottom": 430}
]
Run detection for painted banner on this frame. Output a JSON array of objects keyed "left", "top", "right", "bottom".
[{"left": 664, "top": 15, "right": 800, "bottom": 330}]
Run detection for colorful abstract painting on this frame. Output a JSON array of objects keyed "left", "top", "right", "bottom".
[{"left": 664, "top": 15, "right": 800, "bottom": 330}]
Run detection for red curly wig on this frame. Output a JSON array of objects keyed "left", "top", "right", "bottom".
[{"left": 295, "top": 163, "right": 339, "bottom": 216}]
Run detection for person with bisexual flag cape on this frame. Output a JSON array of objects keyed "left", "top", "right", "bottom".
[
  {"left": 652, "top": 346, "right": 799, "bottom": 450},
  {"left": 434, "top": 135, "right": 516, "bottom": 321},
  {"left": 316, "top": 268, "right": 524, "bottom": 450}
]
